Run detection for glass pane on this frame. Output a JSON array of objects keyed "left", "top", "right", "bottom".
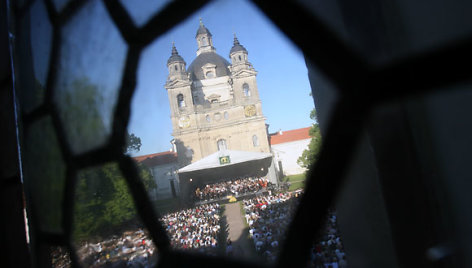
[
  {"left": 16, "top": 0, "right": 52, "bottom": 113},
  {"left": 73, "top": 163, "right": 157, "bottom": 267},
  {"left": 55, "top": 0, "right": 126, "bottom": 154},
  {"left": 126, "top": 0, "right": 317, "bottom": 263},
  {"left": 119, "top": 0, "right": 172, "bottom": 27},
  {"left": 23, "top": 117, "right": 66, "bottom": 232},
  {"left": 296, "top": 0, "right": 472, "bottom": 64},
  {"left": 51, "top": 0, "right": 71, "bottom": 13}
]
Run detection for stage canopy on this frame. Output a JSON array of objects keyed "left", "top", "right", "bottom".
[{"left": 178, "top": 150, "right": 272, "bottom": 173}]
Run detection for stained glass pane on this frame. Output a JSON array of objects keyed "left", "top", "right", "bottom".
[
  {"left": 73, "top": 163, "right": 157, "bottom": 267},
  {"left": 23, "top": 117, "right": 66, "bottom": 232},
  {"left": 54, "top": 0, "right": 127, "bottom": 154}
]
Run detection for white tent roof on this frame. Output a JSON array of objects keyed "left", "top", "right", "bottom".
[{"left": 178, "top": 150, "right": 272, "bottom": 173}]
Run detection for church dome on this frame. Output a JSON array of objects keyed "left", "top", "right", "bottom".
[
  {"left": 187, "top": 52, "right": 231, "bottom": 80},
  {"left": 196, "top": 23, "right": 212, "bottom": 38}
]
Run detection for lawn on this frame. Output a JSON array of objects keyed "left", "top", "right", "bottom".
[{"left": 284, "top": 173, "right": 306, "bottom": 191}]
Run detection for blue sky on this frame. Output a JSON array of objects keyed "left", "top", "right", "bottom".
[{"left": 127, "top": 0, "right": 315, "bottom": 156}]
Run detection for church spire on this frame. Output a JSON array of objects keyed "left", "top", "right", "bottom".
[{"left": 195, "top": 18, "right": 215, "bottom": 56}]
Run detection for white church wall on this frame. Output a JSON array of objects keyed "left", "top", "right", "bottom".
[{"left": 272, "top": 138, "right": 311, "bottom": 176}]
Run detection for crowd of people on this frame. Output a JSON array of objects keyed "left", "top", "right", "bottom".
[
  {"left": 242, "top": 191, "right": 348, "bottom": 267},
  {"left": 194, "top": 176, "right": 271, "bottom": 202},
  {"left": 309, "top": 210, "right": 348, "bottom": 268},
  {"left": 242, "top": 191, "right": 302, "bottom": 262},
  {"left": 160, "top": 203, "right": 222, "bottom": 254},
  {"left": 51, "top": 229, "right": 157, "bottom": 267}
]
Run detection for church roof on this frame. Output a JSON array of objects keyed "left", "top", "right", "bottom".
[
  {"left": 196, "top": 19, "right": 212, "bottom": 37},
  {"left": 187, "top": 52, "right": 231, "bottom": 80},
  {"left": 230, "top": 34, "right": 247, "bottom": 55},
  {"left": 133, "top": 151, "right": 177, "bottom": 167},
  {"left": 178, "top": 150, "right": 272, "bottom": 173},
  {"left": 167, "top": 43, "right": 185, "bottom": 65},
  {"left": 269, "top": 127, "right": 311, "bottom": 145}
]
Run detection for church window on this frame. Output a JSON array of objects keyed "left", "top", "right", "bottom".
[
  {"left": 217, "top": 139, "right": 227, "bottom": 151},
  {"left": 206, "top": 115, "right": 211, "bottom": 122},
  {"left": 224, "top": 111, "right": 229, "bottom": 120},
  {"left": 239, "top": 55, "right": 242, "bottom": 61},
  {"left": 206, "top": 71, "right": 215, "bottom": 78},
  {"left": 181, "top": 65, "right": 184, "bottom": 71},
  {"left": 177, "top": 94, "right": 185, "bottom": 108},
  {"left": 252, "top": 135, "right": 259, "bottom": 147},
  {"left": 202, "top": 37, "right": 208, "bottom": 46},
  {"left": 243, "top": 83, "right": 251, "bottom": 97}
]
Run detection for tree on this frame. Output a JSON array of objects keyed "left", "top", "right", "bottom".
[
  {"left": 297, "top": 109, "right": 322, "bottom": 168},
  {"left": 67, "top": 78, "right": 155, "bottom": 240},
  {"left": 126, "top": 132, "right": 142, "bottom": 153}
]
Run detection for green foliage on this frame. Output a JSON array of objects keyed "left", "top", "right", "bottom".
[
  {"left": 74, "top": 162, "right": 155, "bottom": 241},
  {"left": 62, "top": 78, "right": 155, "bottom": 241},
  {"left": 297, "top": 108, "right": 322, "bottom": 168},
  {"left": 126, "top": 132, "right": 142, "bottom": 153},
  {"left": 59, "top": 78, "right": 107, "bottom": 152}
]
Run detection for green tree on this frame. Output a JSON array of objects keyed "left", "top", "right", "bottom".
[
  {"left": 126, "top": 132, "right": 142, "bottom": 153},
  {"left": 67, "top": 78, "right": 155, "bottom": 240},
  {"left": 297, "top": 109, "right": 322, "bottom": 168}
]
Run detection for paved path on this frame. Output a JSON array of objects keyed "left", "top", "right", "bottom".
[{"left": 224, "top": 202, "right": 257, "bottom": 260}]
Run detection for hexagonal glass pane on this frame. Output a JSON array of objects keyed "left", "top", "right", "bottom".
[
  {"left": 23, "top": 116, "right": 66, "bottom": 233},
  {"left": 54, "top": 0, "right": 127, "bottom": 154},
  {"left": 73, "top": 163, "right": 157, "bottom": 267},
  {"left": 119, "top": 0, "right": 172, "bottom": 27},
  {"left": 126, "top": 0, "right": 320, "bottom": 264},
  {"left": 16, "top": 0, "right": 52, "bottom": 113}
]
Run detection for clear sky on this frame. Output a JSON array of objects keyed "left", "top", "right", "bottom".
[{"left": 125, "top": 0, "right": 316, "bottom": 156}]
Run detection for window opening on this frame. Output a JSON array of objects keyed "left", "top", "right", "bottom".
[
  {"left": 243, "top": 83, "right": 251, "bottom": 97},
  {"left": 217, "top": 139, "right": 227, "bottom": 151},
  {"left": 177, "top": 94, "right": 185, "bottom": 107},
  {"left": 252, "top": 135, "right": 259, "bottom": 147}
]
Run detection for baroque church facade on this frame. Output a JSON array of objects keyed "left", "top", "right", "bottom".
[{"left": 165, "top": 20, "right": 271, "bottom": 166}]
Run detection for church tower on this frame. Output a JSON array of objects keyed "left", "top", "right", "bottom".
[{"left": 165, "top": 20, "right": 270, "bottom": 165}]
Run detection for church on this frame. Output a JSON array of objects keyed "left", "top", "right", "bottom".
[
  {"left": 165, "top": 19, "right": 271, "bottom": 163},
  {"left": 164, "top": 20, "right": 278, "bottom": 201},
  {"left": 134, "top": 20, "right": 311, "bottom": 201}
]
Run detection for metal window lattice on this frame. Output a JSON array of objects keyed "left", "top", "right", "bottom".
[{"left": 14, "top": 0, "right": 472, "bottom": 267}]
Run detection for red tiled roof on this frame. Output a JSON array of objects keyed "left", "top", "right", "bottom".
[
  {"left": 269, "top": 127, "right": 311, "bottom": 145},
  {"left": 133, "top": 151, "right": 177, "bottom": 167}
]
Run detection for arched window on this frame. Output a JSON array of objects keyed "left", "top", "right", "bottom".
[
  {"left": 177, "top": 94, "right": 185, "bottom": 108},
  {"left": 206, "top": 115, "right": 211, "bottom": 122},
  {"left": 217, "top": 139, "right": 227, "bottom": 151},
  {"left": 202, "top": 37, "right": 208, "bottom": 46},
  {"left": 243, "top": 83, "right": 251, "bottom": 97},
  {"left": 206, "top": 71, "right": 215, "bottom": 78},
  {"left": 238, "top": 55, "right": 242, "bottom": 61},
  {"left": 252, "top": 135, "right": 259, "bottom": 147},
  {"left": 224, "top": 111, "right": 229, "bottom": 120},
  {"left": 174, "top": 65, "right": 178, "bottom": 71}
]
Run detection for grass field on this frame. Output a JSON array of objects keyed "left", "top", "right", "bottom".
[{"left": 284, "top": 173, "right": 306, "bottom": 191}]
